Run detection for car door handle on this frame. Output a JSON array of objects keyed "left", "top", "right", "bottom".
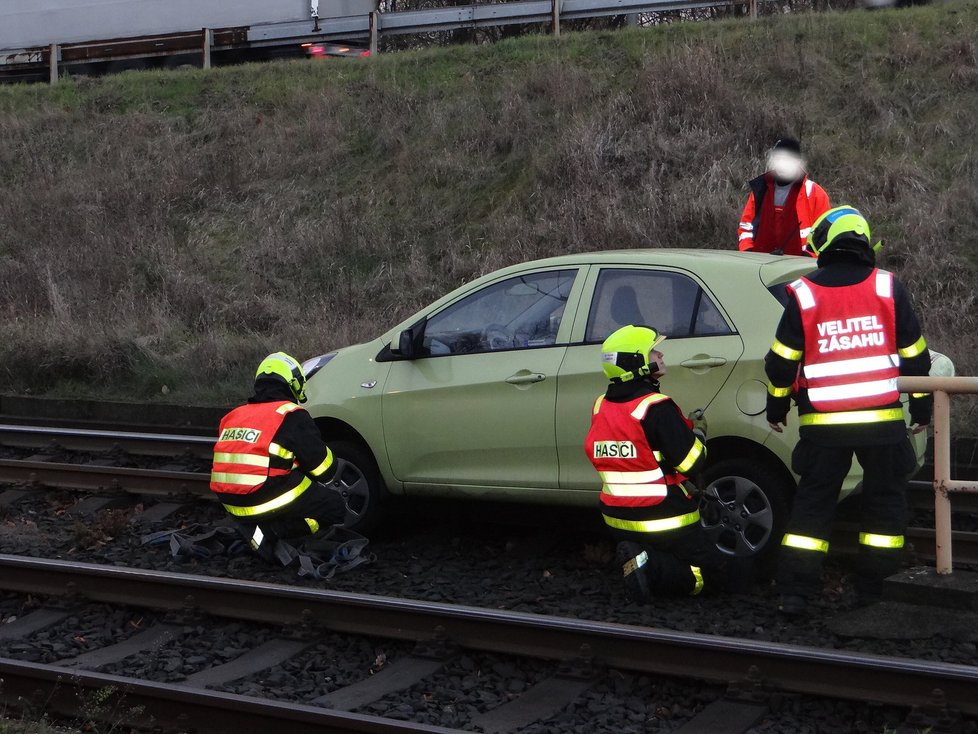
[
  {"left": 505, "top": 372, "right": 547, "bottom": 385},
  {"left": 680, "top": 357, "right": 728, "bottom": 369}
]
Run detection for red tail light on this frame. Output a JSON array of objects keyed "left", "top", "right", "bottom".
[{"left": 359, "top": 50, "right": 371, "bottom": 57}]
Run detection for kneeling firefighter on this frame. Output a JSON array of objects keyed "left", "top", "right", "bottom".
[
  {"left": 584, "top": 325, "right": 732, "bottom": 602},
  {"left": 210, "top": 352, "right": 348, "bottom": 557}
]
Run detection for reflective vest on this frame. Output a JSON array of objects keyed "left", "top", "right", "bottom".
[
  {"left": 211, "top": 401, "right": 311, "bottom": 516},
  {"left": 738, "top": 174, "right": 830, "bottom": 256},
  {"left": 584, "top": 393, "right": 689, "bottom": 510},
  {"left": 791, "top": 269, "right": 901, "bottom": 416}
]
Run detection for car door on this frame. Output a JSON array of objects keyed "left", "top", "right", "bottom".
[
  {"left": 383, "top": 268, "right": 581, "bottom": 490},
  {"left": 556, "top": 265, "right": 745, "bottom": 489}
]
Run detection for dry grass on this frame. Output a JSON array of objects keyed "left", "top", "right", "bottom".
[{"left": 0, "top": 2, "right": 975, "bottom": 419}]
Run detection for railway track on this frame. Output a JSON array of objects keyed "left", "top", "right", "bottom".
[
  {"left": 1, "top": 423, "right": 977, "bottom": 563},
  {"left": 0, "top": 554, "right": 975, "bottom": 733}
]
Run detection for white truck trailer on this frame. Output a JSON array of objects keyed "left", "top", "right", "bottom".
[{"left": 0, "top": 0, "right": 377, "bottom": 81}]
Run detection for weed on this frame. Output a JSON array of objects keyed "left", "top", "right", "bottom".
[{"left": 0, "top": 2, "right": 974, "bottom": 428}]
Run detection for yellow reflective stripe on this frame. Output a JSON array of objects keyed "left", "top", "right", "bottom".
[
  {"left": 599, "top": 469, "right": 664, "bottom": 484},
  {"left": 309, "top": 448, "right": 334, "bottom": 477},
  {"left": 603, "top": 510, "right": 700, "bottom": 534},
  {"left": 268, "top": 442, "right": 295, "bottom": 461},
  {"left": 689, "top": 566, "right": 704, "bottom": 596},
  {"left": 210, "top": 471, "right": 265, "bottom": 487},
  {"left": 911, "top": 392, "right": 929, "bottom": 399},
  {"left": 859, "top": 532, "right": 904, "bottom": 549},
  {"left": 221, "top": 476, "right": 313, "bottom": 517},
  {"left": 213, "top": 452, "right": 269, "bottom": 468},
  {"left": 771, "top": 339, "right": 803, "bottom": 361},
  {"left": 782, "top": 533, "right": 829, "bottom": 553},
  {"left": 276, "top": 402, "right": 302, "bottom": 415},
  {"left": 305, "top": 518, "right": 320, "bottom": 534},
  {"left": 799, "top": 408, "right": 905, "bottom": 426},
  {"left": 768, "top": 384, "right": 792, "bottom": 398},
  {"left": 899, "top": 336, "right": 927, "bottom": 359},
  {"left": 630, "top": 393, "right": 671, "bottom": 420},
  {"left": 593, "top": 396, "right": 604, "bottom": 415},
  {"left": 676, "top": 438, "right": 705, "bottom": 474},
  {"left": 602, "top": 483, "right": 669, "bottom": 497}
]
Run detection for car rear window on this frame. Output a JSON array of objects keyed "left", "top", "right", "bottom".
[{"left": 585, "top": 269, "right": 734, "bottom": 343}]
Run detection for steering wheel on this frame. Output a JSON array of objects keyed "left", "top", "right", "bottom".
[{"left": 481, "top": 324, "right": 514, "bottom": 351}]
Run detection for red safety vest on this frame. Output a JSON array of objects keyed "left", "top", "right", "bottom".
[
  {"left": 584, "top": 393, "right": 688, "bottom": 510},
  {"left": 210, "top": 401, "right": 302, "bottom": 496},
  {"left": 791, "top": 269, "right": 900, "bottom": 413}
]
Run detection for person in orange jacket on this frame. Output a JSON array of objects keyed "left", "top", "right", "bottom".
[{"left": 738, "top": 138, "right": 830, "bottom": 257}]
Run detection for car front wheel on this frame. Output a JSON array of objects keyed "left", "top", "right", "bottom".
[
  {"left": 698, "top": 458, "right": 791, "bottom": 573},
  {"left": 325, "top": 440, "right": 386, "bottom": 533}
]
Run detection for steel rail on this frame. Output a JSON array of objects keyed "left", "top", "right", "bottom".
[
  {"left": 0, "top": 456, "right": 974, "bottom": 562},
  {"left": 0, "top": 657, "right": 460, "bottom": 734},
  {"left": 1, "top": 555, "right": 976, "bottom": 715},
  {"left": 0, "top": 423, "right": 214, "bottom": 457},
  {"left": 0, "top": 459, "right": 212, "bottom": 497}
]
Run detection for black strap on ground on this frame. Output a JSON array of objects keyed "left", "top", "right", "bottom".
[{"left": 141, "top": 523, "right": 374, "bottom": 580}]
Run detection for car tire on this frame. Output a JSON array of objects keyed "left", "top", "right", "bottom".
[
  {"left": 698, "top": 458, "right": 791, "bottom": 577},
  {"left": 325, "top": 440, "right": 386, "bottom": 534}
]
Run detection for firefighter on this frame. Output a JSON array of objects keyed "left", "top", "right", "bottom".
[
  {"left": 584, "top": 325, "right": 727, "bottom": 602},
  {"left": 765, "top": 206, "right": 932, "bottom": 615},
  {"left": 738, "top": 137, "right": 830, "bottom": 256},
  {"left": 210, "top": 352, "right": 347, "bottom": 556}
]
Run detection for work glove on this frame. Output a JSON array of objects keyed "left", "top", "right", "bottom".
[{"left": 687, "top": 409, "right": 708, "bottom": 440}]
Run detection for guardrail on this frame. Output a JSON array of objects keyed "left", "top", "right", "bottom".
[{"left": 898, "top": 375, "right": 978, "bottom": 574}]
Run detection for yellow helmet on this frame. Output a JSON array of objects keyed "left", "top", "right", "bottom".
[
  {"left": 601, "top": 325, "right": 666, "bottom": 381},
  {"left": 805, "top": 205, "right": 881, "bottom": 256},
  {"left": 255, "top": 352, "right": 307, "bottom": 403}
]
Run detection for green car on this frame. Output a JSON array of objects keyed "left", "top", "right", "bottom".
[{"left": 302, "top": 249, "right": 929, "bottom": 561}]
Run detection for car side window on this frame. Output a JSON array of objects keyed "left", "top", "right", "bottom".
[
  {"left": 422, "top": 270, "right": 576, "bottom": 355},
  {"left": 585, "top": 269, "right": 733, "bottom": 343}
]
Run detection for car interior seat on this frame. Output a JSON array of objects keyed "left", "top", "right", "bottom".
[{"left": 610, "top": 285, "right": 646, "bottom": 328}]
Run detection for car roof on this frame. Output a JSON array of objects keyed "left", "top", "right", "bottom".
[{"left": 498, "top": 248, "right": 814, "bottom": 283}]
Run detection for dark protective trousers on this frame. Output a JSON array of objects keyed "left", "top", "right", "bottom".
[
  {"left": 611, "top": 522, "right": 734, "bottom": 596},
  {"left": 235, "top": 481, "right": 347, "bottom": 543},
  {"left": 776, "top": 436, "right": 917, "bottom": 599}
]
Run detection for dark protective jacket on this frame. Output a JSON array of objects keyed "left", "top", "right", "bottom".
[
  {"left": 211, "top": 381, "right": 336, "bottom": 518},
  {"left": 765, "top": 252, "right": 932, "bottom": 446},
  {"left": 586, "top": 378, "right": 706, "bottom": 534}
]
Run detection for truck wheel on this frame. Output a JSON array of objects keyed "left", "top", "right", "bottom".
[
  {"left": 325, "top": 440, "right": 386, "bottom": 533},
  {"left": 698, "top": 458, "right": 791, "bottom": 574}
]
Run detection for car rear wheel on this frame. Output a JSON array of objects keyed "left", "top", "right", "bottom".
[
  {"left": 325, "top": 440, "right": 386, "bottom": 533},
  {"left": 698, "top": 458, "right": 791, "bottom": 574}
]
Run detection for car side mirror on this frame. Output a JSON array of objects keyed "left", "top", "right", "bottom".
[{"left": 389, "top": 317, "right": 427, "bottom": 360}]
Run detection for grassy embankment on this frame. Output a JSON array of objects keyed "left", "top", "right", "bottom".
[{"left": 0, "top": 2, "right": 975, "bottom": 411}]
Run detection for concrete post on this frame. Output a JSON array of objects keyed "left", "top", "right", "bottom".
[
  {"left": 933, "top": 390, "right": 953, "bottom": 574},
  {"left": 369, "top": 11, "right": 380, "bottom": 56},
  {"left": 202, "top": 28, "right": 213, "bottom": 69},
  {"left": 552, "top": 0, "right": 561, "bottom": 37},
  {"left": 49, "top": 43, "right": 58, "bottom": 84}
]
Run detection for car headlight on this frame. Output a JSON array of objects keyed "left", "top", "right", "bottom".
[{"left": 302, "top": 352, "right": 337, "bottom": 380}]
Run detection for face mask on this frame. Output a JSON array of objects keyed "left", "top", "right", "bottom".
[{"left": 767, "top": 151, "right": 804, "bottom": 182}]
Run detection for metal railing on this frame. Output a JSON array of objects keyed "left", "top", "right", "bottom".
[{"left": 898, "top": 375, "right": 978, "bottom": 574}]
